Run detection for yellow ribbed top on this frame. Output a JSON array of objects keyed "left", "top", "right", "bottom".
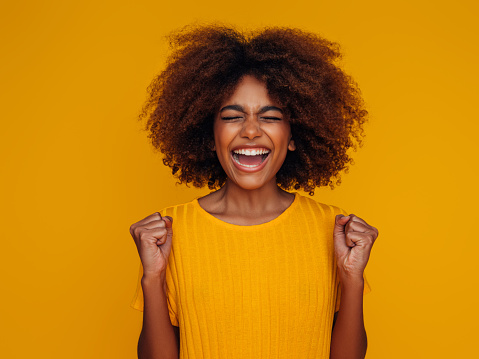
[{"left": 131, "top": 192, "right": 370, "bottom": 358}]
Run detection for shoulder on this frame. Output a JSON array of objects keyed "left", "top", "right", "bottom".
[
  {"left": 158, "top": 198, "right": 200, "bottom": 218},
  {"left": 293, "top": 192, "right": 347, "bottom": 219}
]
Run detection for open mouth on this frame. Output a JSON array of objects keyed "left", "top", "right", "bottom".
[{"left": 231, "top": 148, "right": 270, "bottom": 168}]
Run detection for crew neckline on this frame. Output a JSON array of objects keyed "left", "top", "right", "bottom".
[{"left": 192, "top": 192, "right": 300, "bottom": 229}]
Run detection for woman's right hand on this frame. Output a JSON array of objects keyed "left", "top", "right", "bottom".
[{"left": 130, "top": 213, "right": 173, "bottom": 278}]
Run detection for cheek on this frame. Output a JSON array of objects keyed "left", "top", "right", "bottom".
[
  {"left": 213, "top": 126, "right": 232, "bottom": 156},
  {"left": 213, "top": 129, "right": 224, "bottom": 149},
  {"left": 273, "top": 126, "right": 293, "bottom": 148}
]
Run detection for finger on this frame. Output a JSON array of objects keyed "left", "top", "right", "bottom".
[
  {"left": 345, "top": 233, "right": 356, "bottom": 247},
  {"left": 137, "top": 227, "right": 169, "bottom": 246},
  {"left": 130, "top": 213, "right": 162, "bottom": 236},
  {"left": 348, "top": 214, "right": 373, "bottom": 228},
  {"left": 345, "top": 220, "right": 372, "bottom": 234},
  {"left": 136, "top": 212, "right": 163, "bottom": 227},
  {"left": 346, "top": 231, "right": 375, "bottom": 248},
  {"left": 346, "top": 217, "right": 379, "bottom": 239},
  {"left": 141, "top": 219, "right": 168, "bottom": 230}
]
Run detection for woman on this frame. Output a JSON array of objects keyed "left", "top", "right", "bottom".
[{"left": 130, "top": 24, "right": 378, "bottom": 359}]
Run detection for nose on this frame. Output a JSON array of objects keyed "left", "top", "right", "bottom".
[{"left": 240, "top": 116, "right": 262, "bottom": 140}]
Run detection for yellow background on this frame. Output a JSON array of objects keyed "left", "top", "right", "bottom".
[{"left": 1, "top": 0, "right": 478, "bottom": 357}]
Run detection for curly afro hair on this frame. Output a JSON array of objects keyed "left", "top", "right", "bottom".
[{"left": 139, "top": 24, "right": 368, "bottom": 194}]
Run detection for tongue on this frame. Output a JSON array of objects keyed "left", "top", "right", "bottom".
[{"left": 238, "top": 154, "right": 263, "bottom": 166}]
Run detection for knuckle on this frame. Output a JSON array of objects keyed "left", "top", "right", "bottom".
[
  {"left": 368, "top": 227, "right": 378, "bottom": 237},
  {"left": 158, "top": 228, "right": 167, "bottom": 236},
  {"left": 138, "top": 228, "right": 152, "bottom": 239},
  {"left": 129, "top": 224, "right": 136, "bottom": 235},
  {"left": 133, "top": 226, "right": 143, "bottom": 237}
]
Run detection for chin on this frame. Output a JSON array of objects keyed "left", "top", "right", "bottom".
[
  {"left": 237, "top": 183, "right": 265, "bottom": 191},
  {"left": 230, "top": 175, "right": 275, "bottom": 191}
]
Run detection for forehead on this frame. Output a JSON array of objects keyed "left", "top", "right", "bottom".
[{"left": 220, "top": 75, "right": 278, "bottom": 108}]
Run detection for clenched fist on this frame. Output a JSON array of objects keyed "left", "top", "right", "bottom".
[
  {"left": 130, "top": 212, "right": 173, "bottom": 278},
  {"left": 333, "top": 214, "right": 378, "bottom": 282}
]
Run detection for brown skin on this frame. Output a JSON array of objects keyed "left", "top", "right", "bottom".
[
  {"left": 131, "top": 74, "right": 378, "bottom": 359},
  {"left": 201, "top": 75, "right": 297, "bottom": 225}
]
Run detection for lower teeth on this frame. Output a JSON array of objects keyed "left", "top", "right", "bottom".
[{"left": 232, "top": 154, "right": 267, "bottom": 168}]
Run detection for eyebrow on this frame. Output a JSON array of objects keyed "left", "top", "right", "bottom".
[{"left": 219, "top": 105, "right": 283, "bottom": 114}]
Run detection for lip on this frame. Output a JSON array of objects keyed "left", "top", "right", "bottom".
[{"left": 230, "top": 150, "right": 271, "bottom": 173}]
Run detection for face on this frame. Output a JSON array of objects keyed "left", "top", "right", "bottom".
[{"left": 213, "top": 75, "right": 295, "bottom": 191}]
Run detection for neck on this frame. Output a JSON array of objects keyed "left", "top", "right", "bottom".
[{"left": 214, "top": 178, "right": 292, "bottom": 215}]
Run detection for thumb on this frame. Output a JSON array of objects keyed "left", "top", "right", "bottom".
[
  {"left": 333, "top": 214, "right": 350, "bottom": 258},
  {"left": 334, "top": 214, "right": 350, "bottom": 236},
  {"left": 163, "top": 215, "right": 173, "bottom": 228},
  {"left": 162, "top": 216, "right": 173, "bottom": 236},
  {"left": 159, "top": 216, "right": 174, "bottom": 258}
]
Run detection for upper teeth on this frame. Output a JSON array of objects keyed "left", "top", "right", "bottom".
[{"left": 233, "top": 149, "right": 270, "bottom": 156}]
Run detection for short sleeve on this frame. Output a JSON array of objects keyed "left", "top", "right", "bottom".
[
  {"left": 130, "top": 262, "right": 179, "bottom": 327},
  {"left": 334, "top": 272, "right": 371, "bottom": 312}
]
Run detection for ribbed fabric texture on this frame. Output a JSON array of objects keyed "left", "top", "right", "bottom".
[{"left": 131, "top": 192, "right": 371, "bottom": 358}]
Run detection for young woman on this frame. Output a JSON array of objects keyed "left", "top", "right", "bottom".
[{"left": 130, "top": 25, "right": 378, "bottom": 359}]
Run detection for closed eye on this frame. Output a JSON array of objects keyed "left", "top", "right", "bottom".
[
  {"left": 261, "top": 117, "right": 281, "bottom": 121},
  {"left": 221, "top": 116, "right": 282, "bottom": 121},
  {"left": 221, "top": 116, "right": 242, "bottom": 120}
]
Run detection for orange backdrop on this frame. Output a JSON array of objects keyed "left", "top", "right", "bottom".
[{"left": 1, "top": 0, "right": 478, "bottom": 358}]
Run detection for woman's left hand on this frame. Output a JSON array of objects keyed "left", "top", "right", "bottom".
[{"left": 333, "top": 214, "right": 378, "bottom": 282}]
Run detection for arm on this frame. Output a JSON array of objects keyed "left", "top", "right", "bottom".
[
  {"left": 129, "top": 214, "right": 179, "bottom": 359},
  {"left": 330, "top": 278, "right": 367, "bottom": 359},
  {"left": 138, "top": 274, "right": 179, "bottom": 359},
  {"left": 331, "top": 214, "right": 378, "bottom": 359}
]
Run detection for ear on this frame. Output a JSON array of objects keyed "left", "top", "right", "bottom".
[
  {"left": 288, "top": 138, "right": 296, "bottom": 151},
  {"left": 210, "top": 141, "right": 216, "bottom": 151}
]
